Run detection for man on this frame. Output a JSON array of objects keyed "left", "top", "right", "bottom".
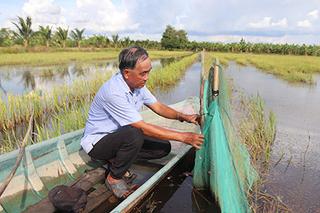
[{"left": 81, "top": 46, "right": 204, "bottom": 198}]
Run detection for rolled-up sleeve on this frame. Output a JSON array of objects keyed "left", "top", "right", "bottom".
[{"left": 104, "top": 94, "right": 142, "bottom": 126}]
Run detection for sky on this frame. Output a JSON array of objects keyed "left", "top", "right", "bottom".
[{"left": 0, "top": 0, "right": 320, "bottom": 44}]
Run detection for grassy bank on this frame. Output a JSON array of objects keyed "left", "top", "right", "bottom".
[
  {"left": 147, "top": 53, "right": 198, "bottom": 91},
  {"left": 236, "top": 94, "right": 291, "bottom": 212},
  {"left": 212, "top": 52, "right": 320, "bottom": 84},
  {"left": 0, "top": 53, "right": 198, "bottom": 153},
  {"left": 0, "top": 49, "right": 192, "bottom": 66}
]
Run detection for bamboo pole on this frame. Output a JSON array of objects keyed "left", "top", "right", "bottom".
[
  {"left": 199, "top": 50, "right": 205, "bottom": 127},
  {"left": 213, "top": 58, "right": 219, "bottom": 97},
  {"left": 0, "top": 112, "right": 33, "bottom": 198}
]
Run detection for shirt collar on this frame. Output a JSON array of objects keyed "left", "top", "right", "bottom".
[{"left": 117, "top": 72, "right": 136, "bottom": 95}]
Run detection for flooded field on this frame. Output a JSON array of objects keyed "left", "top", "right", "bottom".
[
  {"left": 0, "top": 58, "right": 175, "bottom": 100},
  {"left": 226, "top": 61, "right": 320, "bottom": 212}
]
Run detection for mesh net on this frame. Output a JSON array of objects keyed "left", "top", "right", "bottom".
[{"left": 193, "top": 59, "right": 258, "bottom": 213}]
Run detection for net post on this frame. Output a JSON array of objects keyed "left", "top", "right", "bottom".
[
  {"left": 199, "top": 50, "right": 205, "bottom": 127},
  {"left": 212, "top": 58, "right": 220, "bottom": 98}
]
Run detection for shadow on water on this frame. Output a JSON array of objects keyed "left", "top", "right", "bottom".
[
  {"left": 133, "top": 150, "right": 220, "bottom": 213},
  {"left": 225, "top": 61, "right": 320, "bottom": 212}
]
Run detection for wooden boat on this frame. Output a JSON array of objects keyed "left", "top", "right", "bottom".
[{"left": 0, "top": 97, "right": 200, "bottom": 213}]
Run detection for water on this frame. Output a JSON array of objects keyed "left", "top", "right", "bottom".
[
  {"left": 225, "top": 62, "right": 320, "bottom": 212},
  {"left": 0, "top": 60, "right": 118, "bottom": 99},
  {"left": 0, "top": 58, "right": 174, "bottom": 100},
  {"left": 154, "top": 62, "right": 202, "bottom": 105},
  {"left": 134, "top": 148, "right": 219, "bottom": 213}
]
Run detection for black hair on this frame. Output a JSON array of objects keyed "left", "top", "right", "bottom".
[{"left": 118, "top": 46, "right": 149, "bottom": 73}]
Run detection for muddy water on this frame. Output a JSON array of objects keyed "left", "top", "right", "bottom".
[{"left": 225, "top": 61, "right": 320, "bottom": 212}]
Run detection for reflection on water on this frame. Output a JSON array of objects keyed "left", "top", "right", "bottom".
[
  {"left": 154, "top": 62, "right": 201, "bottom": 105},
  {"left": 225, "top": 61, "right": 320, "bottom": 212},
  {"left": 0, "top": 59, "right": 172, "bottom": 101},
  {"left": 0, "top": 60, "right": 117, "bottom": 99}
]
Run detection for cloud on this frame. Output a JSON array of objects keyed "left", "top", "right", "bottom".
[
  {"left": 174, "top": 15, "right": 188, "bottom": 30},
  {"left": 297, "top": 19, "right": 312, "bottom": 28},
  {"left": 203, "top": 34, "right": 320, "bottom": 45},
  {"left": 21, "top": 0, "right": 67, "bottom": 28},
  {"left": 308, "top": 9, "right": 318, "bottom": 19},
  {"left": 1, "top": 0, "right": 320, "bottom": 44},
  {"left": 248, "top": 17, "right": 288, "bottom": 28},
  {"left": 271, "top": 18, "right": 288, "bottom": 27},
  {"left": 71, "top": 0, "right": 140, "bottom": 33}
]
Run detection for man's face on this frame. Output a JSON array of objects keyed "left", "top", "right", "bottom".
[{"left": 123, "top": 57, "right": 152, "bottom": 90}]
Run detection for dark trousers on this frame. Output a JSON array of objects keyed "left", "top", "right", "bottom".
[{"left": 88, "top": 126, "right": 171, "bottom": 179}]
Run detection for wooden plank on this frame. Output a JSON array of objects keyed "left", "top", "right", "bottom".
[
  {"left": 83, "top": 184, "right": 113, "bottom": 213},
  {"left": 24, "top": 168, "right": 105, "bottom": 213}
]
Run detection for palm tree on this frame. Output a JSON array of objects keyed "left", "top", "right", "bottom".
[
  {"left": 12, "top": 16, "right": 33, "bottom": 48},
  {"left": 71, "top": 28, "right": 85, "bottom": 48},
  {"left": 111, "top": 34, "right": 119, "bottom": 48},
  {"left": 38, "top": 25, "right": 52, "bottom": 48},
  {"left": 55, "top": 27, "right": 68, "bottom": 48},
  {"left": 121, "top": 36, "right": 131, "bottom": 47}
]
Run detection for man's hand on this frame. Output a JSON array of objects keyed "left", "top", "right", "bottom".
[
  {"left": 182, "top": 132, "right": 204, "bottom": 150},
  {"left": 178, "top": 113, "right": 201, "bottom": 125}
]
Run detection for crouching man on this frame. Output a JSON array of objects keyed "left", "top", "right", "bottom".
[{"left": 81, "top": 46, "right": 204, "bottom": 198}]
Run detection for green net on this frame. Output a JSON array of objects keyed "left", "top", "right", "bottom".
[{"left": 193, "top": 59, "right": 258, "bottom": 213}]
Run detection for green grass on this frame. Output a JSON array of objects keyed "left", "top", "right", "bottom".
[
  {"left": 0, "top": 49, "right": 193, "bottom": 66},
  {"left": 147, "top": 53, "right": 198, "bottom": 91},
  {"left": 211, "top": 52, "right": 320, "bottom": 84},
  {"left": 238, "top": 94, "right": 276, "bottom": 167}
]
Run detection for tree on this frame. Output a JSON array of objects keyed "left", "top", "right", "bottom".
[
  {"left": 55, "top": 27, "right": 68, "bottom": 48},
  {"left": 0, "top": 28, "right": 14, "bottom": 46},
  {"left": 161, "top": 25, "right": 188, "bottom": 50},
  {"left": 12, "top": 16, "right": 33, "bottom": 48},
  {"left": 121, "top": 36, "right": 131, "bottom": 47},
  {"left": 38, "top": 25, "right": 52, "bottom": 48},
  {"left": 71, "top": 28, "right": 85, "bottom": 48},
  {"left": 111, "top": 34, "right": 119, "bottom": 48}
]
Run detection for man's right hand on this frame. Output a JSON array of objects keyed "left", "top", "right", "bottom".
[{"left": 182, "top": 132, "right": 204, "bottom": 150}]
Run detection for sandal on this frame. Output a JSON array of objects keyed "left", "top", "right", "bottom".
[
  {"left": 105, "top": 179, "right": 138, "bottom": 199},
  {"left": 105, "top": 170, "right": 137, "bottom": 184},
  {"left": 123, "top": 170, "right": 137, "bottom": 184}
]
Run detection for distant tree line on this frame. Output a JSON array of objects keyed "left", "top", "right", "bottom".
[
  {"left": 1, "top": 16, "right": 320, "bottom": 56},
  {"left": 0, "top": 16, "right": 161, "bottom": 50}
]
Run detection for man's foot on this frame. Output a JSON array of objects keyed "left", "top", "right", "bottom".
[
  {"left": 105, "top": 174, "right": 138, "bottom": 199},
  {"left": 105, "top": 170, "right": 137, "bottom": 184},
  {"left": 123, "top": 170, "right": 137, "bottom": 184}
]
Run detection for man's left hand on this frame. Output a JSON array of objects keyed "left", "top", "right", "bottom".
[{"left": 182, "top": 114, "right": 201, "bottom": 125}]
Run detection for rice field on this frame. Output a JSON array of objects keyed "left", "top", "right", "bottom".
[
  {"left": 211, "top": 52, "right": 320, "bottom": 84},
  {"left": 0, "top": 49, "right": 192, "bottom": 66}
]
